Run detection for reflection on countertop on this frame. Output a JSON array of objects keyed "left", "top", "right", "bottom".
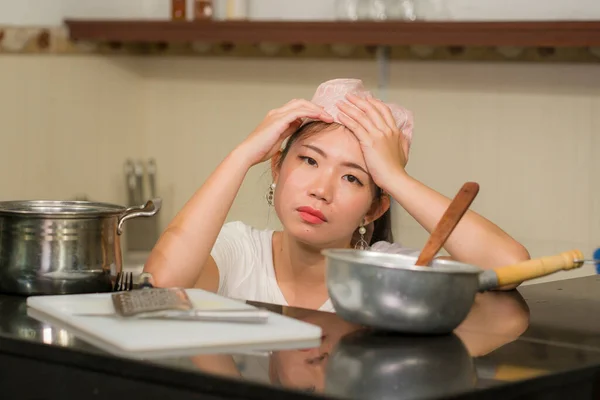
[{"left": 3, "top": 277, "right": 600, "bottom": 400}]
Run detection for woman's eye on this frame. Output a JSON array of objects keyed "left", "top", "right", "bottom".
[
  {"left": 344, "top": 175, "right": 363, "bottom": 186},
  {"left": 299, "top": 156, "right": 317, "bottom": 166}
]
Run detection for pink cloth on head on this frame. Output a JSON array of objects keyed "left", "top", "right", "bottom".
[{"left": 305, "top": 78, "right": 414, "bottom": 152}]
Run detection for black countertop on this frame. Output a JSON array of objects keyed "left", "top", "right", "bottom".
[{"left": 2, "top": 276, "right": 600, "bottom": 400}]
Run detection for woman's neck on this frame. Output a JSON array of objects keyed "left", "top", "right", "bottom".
[
  {"left": 271, "top": 230, "right": 349, "bottom": 309},
  {"left": 274, "top": 230, "right": 327, "bottom": 283}
]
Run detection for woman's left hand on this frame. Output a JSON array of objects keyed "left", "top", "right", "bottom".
[{"left": 336, "top": 93, "right": 409, "bottom": 189}]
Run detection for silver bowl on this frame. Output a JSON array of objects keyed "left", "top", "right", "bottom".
[{"left": 322, "top": 249, "right": 483, "bottom": 335}]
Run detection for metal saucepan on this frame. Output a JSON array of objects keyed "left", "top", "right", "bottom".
[
  {"left": 325, "top": 330, "right": 476, "bottom": 400},
  {"left": 322, "top": 248, "right": 583, "bottom": 334},
  {"left": 0, "top": 198, "right": 162, "bottom": 296}
]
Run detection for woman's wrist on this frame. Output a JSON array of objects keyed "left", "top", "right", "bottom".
[
  {"left": 379, "top": 168, "right": 412, "bottom": 197},
  {"left": 230, "top": 142, "right": 260, "bottom": 170}
]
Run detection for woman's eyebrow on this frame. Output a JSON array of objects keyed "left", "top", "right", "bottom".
[
  {"left": 301, "top": 144, "right": 369, "bottom": 175},
  {"left": 302, "top": 144, "right": 327, "bottom": 157}
]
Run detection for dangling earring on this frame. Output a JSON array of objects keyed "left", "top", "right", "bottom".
[
  {"left": 266, "top": 183, "right": 276, "bottom": 206},
  {"left": 354, "top": 220, "right": 369, "bottom": 250}
]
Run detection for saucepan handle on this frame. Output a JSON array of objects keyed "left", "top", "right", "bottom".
[
  {"left": 480, "top": 249, "right": 584, "bottom": 291},
  {"left": 117, "top": 198, "right": 162, "bottom": 235}
]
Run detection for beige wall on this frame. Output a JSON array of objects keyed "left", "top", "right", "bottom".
[
  {"left": 0, "top": 55, "right": 143, "bottom": 204},
  {"left": 1, "top": 54, "right": 598, "bottom": 284}
]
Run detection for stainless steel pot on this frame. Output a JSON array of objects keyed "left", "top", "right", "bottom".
[
  {"left": 322, "top": 248, "right": 583, "bottom": 334},
  {"left": 0, "top": 198, "right": 161, "bottom": 296}
]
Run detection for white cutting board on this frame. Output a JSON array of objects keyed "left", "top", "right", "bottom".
[{"left": 26, "top": 289, "right": 322, "bottom": 359}]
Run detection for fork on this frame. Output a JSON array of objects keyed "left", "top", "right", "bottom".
[{"left": 113, "top": 271, "right": 134, "bottom": 292}]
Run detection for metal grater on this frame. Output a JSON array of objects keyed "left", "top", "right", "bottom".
[{"left": 111, "top": 288, "right": 193, "bottom": 317}]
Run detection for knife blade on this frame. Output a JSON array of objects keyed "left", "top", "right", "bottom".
[{"left": 73, "top": 308, "right": 270, "bottom": 324}]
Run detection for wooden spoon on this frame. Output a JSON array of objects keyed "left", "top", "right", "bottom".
[{"left": 415, "top": 182, "right": 480, "bottom": 267}]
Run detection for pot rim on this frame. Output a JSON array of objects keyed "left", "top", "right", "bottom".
[
  {"left": 0, "top": 200, "right": 127, "bottom": 218},
  {"left": 322, "top": 249, "right": 482, "bottom": 275}
]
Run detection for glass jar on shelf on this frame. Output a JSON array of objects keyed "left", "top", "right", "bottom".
[
  {"left": 385, "top": 0, "right": 416, "bottom": 21},
  {"left": 356, "top": 0, "right": 374, "bottom": 20},
  {"left": 171, "top": 0, "right": 187, "bottom": 20},
  {"left": 194, "top": 0, "right": 214, "bottom": 20},
  {"left": 414, "top": 0, "right": 452, "bottom": 20},
  {"left": 335, "top": 0, "right": 359, "bottom": 20},
  {"left": 337, "top": 0, "right": 418, "bottom": 21}
]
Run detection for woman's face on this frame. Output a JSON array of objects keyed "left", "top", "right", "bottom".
[{"left": 273, "top": 125, "right": 382, "bottom": 248}]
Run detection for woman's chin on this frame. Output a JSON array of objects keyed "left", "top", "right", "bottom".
[{"left": 285, "top": 222, "right": 347, "bottom": 250}]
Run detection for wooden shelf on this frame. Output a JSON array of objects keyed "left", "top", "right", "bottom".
[{"left": 65, "top": 20, "right": 600, "bottom": 47}]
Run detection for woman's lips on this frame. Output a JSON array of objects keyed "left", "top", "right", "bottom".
[{"left": 297, "top": 206, "right": 327, "bottom": 224}]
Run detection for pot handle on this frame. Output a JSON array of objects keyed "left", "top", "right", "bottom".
[
  {"left": 479, "top": 249, "right": 584, "bottom": 291},
  {"left": 117, "top": 198, "right": 162, "bottom": 235}
]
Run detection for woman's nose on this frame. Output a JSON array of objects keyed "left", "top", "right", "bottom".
[{"left": 308, "top": 175, "right": 334, "bottom": 203}]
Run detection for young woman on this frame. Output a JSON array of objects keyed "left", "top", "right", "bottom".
[{"left": 143, "top": 79, "right": 530, "bottom": 311}]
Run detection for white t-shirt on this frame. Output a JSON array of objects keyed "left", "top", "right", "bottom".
[{"left": 210, "top": 221, "right": 420, "bottom": 312}]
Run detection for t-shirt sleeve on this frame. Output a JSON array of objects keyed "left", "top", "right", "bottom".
[{"left": 210, "top": 221, "right": 250, "bottom": 294}]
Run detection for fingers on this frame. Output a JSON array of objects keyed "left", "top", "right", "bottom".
[
  {"left": 336, "top": 104, "right": 373, "bottom": 145},
  {"left": 274, "top": 99, "right": 333, "bottom": 123},
  {"left": 337, "top": 95, "right": 390, "bottom": 146},
  {"left": 365, "top": 96, "right": 398, "bottom": 133},
  {"left": 345, "top": 93, "right": 393, "bottom": 135},
  {"left": 364, "top": 96, "right": 409, "bottom": 158},
  {"left": 278, "top": 98, "right": 317, "bottom": 113},
  {"left": 284, "top": 107, "right": 333, "bottom": 124}
]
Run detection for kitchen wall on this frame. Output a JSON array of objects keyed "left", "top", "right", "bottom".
[
  {"left": 140, "top": 57, "right": 600, "bottom": 285},
  {"left": 0, "top": 0, "right": 599, "bottom": 284},
  {"left": 0, "top": 55, "right": 143, "bottom": 204}
]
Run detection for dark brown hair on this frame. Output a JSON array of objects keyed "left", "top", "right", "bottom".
[{"left": 276, "top": 121, "right": 394, "bottom": 245}]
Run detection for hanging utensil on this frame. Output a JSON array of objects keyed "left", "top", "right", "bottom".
[
  {"left": 124, "top": 159, "right": 136, "bottom": 206},
  {"left": 415, "top": 182, "right": 480, "bottom": 267},
  {"left": 147, "top": 158, "right": 157, "bottom": 198},
  {"left": 133, "top": 161, "right": 144, "bottom": 205}
]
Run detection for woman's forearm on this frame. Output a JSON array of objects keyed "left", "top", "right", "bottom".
[
  {"left": 144, "top": 147, "right": 254, "bottom": 287},
  {"left": 386, "top": 172, "right": 530, "bottom": 269},
  {"left": 456, "top": 291, "right": 530, "bottom": 356}
]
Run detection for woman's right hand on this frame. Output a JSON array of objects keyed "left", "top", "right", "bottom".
[{"left": 237, "top": 99, "right": 334, "bottom": 166}]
